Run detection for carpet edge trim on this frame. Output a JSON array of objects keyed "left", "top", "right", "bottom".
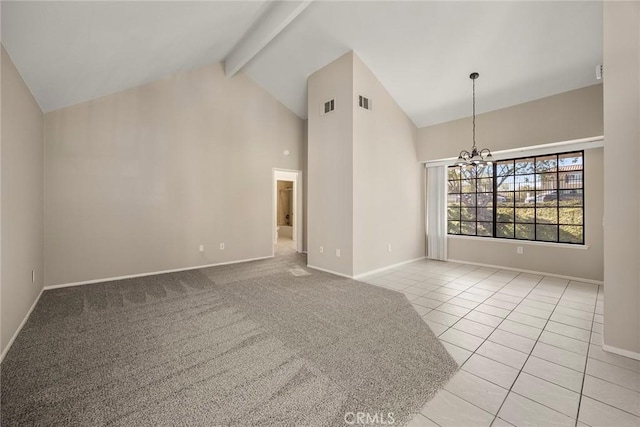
[{"left": 306, "top": 265, "right": 353, "bottom": 279}]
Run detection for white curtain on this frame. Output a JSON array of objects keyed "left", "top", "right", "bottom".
[{"left": 425, "top": 165, "right": 448, "bottom": 261}]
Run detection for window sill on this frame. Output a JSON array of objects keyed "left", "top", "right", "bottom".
[{"left": 448, "top": 234, "right": 590, "bottom": 250}]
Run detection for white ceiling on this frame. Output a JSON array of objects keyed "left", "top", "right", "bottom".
[
  {"left": 1, "top": 1, "right": 602, "bottom": 128},
  {"left": 244, "top": 1, "right": 603, "bottom": 127},
  {"left": 1, "top": 1, "right": 270, "bottom": 112}
]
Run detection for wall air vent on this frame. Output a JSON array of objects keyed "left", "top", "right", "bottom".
[
  {"left": 358, "top": 95, "right": 371, "bottom": 110},
  {"left": 322, "top": 99, "right": 335, "bottom": 115}
]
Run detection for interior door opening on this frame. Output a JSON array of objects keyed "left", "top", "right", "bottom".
[
  {"left": 277, "top": 180, "right": 295, "bottom": 247},
  {"left": 273, "top": 169, "right": 303, "bottom": 255}
]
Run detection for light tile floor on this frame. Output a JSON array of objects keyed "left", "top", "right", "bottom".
[{"left": 360, "top": 259, "right": 640, "bottom": 427}]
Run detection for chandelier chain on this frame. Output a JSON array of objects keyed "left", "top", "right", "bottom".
[
  {"left": 453, "top": 71, "right": 492, "bottom": 167},
  {"left": 472, "top": 76, "right": 476, "bottom": 151}
]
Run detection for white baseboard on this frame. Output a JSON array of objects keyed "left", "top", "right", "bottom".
[
  {"left": 603, "top": 344, "right": 640, "bottom": 361},
  {"left": 307, "top": 257, "right": 428, "bottom": 281},
  {"left": 447, "top": 258, "right": 603, "bottom": 285},
  {"left": 44, "top": 255, "right": 274, "bottom": 290},
  {"left": 306, "top": 264, "right": 353, "bottom": 279},
  {"left": 353, "top": 257, "right": 427, "bottom": 280},
  {"left": 1, "top": 287, "right": 44, "bottom": 364}
]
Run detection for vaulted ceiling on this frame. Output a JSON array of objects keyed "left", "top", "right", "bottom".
[{"left": 1, "top": 1, "right": 603, "bottom": 128}]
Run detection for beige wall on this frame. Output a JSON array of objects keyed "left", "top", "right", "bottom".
[
  {"left": 603, "top": 1, "right": 640, "bottom": 356},
  {"left": 307, "top": 51, "right": 425, "bottom": 277},
  {"left": 1, "top": 43, "right": 2, "bottom": 357},
  {"left": 417, "top": 84, "right": 603, "bottom": 162},
  {"left": 418, "top": 85, "right": 604, "bottom": 282},
  {"left": 1, "top": 46, "right": 44, "bottom": 356},
  {"left": 352, "top": 54, "right": 424, "bottom": 276},
  {"left": 307, "top": 52, "right": 354, "bottom": 276},
  {"left": 44, "top": 62, "right": 305, "bottom": 286}
]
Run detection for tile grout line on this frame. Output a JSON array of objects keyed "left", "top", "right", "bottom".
[
  {"left": 488, "top": 277, "right": 576, "bottom": 426},
  {"left": 386, "top": 271, "right": 602, "bottom": 376},
  {"left": 411, "top": 277, "right": 638, "bottom": 422},
  {"left": 424, "top": 272, "right": 554, "bottom": 425},
  {"left": 573, "top": 286, "right": 599, "bottom": 427},
  {"left": 398, "top": 266, "right": 556, "bottom": 425},
  {"left": 501, "top": 291, "right": 627, "bottom": 410},
  {"left": 412, "top": 268, "right": 525, "bottom": 425},
  {"left": 428, "top": 284, "right": 601, "bottom": 365},
  {"left": 379, "top": 264, "right": 637, "bottom": 426},
  {"left": 582, "top": 341, "right": 640, "bottom": 392},
  {"left": 373, "top": 266, "right": 592, "bottom": 425}
]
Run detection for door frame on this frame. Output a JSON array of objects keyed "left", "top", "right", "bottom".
[{"left": 273, "top": 169, "right": 303, "bottom": 254}]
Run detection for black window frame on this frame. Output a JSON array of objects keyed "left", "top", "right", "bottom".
[{"left": 447, "top": 150, "right": 585, "bottom": 245}]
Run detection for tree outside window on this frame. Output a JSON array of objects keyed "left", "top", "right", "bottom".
[{"left": 447, "top": 151, "right": 584, "bottom": 244}]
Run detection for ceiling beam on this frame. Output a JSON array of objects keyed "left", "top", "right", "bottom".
[{"left": 224, "top": 0, "right": 314, "bottom": 77}]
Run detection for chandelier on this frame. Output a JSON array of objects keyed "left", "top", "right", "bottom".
[{"left": 454, "top": 72, "right": 493, "bottom": 167}]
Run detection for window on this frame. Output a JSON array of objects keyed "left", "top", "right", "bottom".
[{"left": 447, "top": 151, "right": 584, "bottom": 244}]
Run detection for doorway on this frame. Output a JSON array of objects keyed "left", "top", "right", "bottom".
[
  {"left": 277, "top": 179, "right": 294, "bottom": 250},
  {"left": 273, "top": 169, "right": 303, "bottom": 255}
]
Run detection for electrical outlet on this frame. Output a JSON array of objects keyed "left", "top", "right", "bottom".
[
  {"left": 319, "top": 246, "right": 324, "bottom": 253},
  {"left": 336, "top": 249, "right": 341, "bottom": 257},
  {"left": 517, "top": 246, "right": 523, "bottom": 255},
  {"left": 387, "top": 244, "right": 392, "bottom": 252},
  {"left": 220, "top": 243, "right": 225, "bottom": 250},
  {"left": 199, "top": 245, "right": 204, "bottom": 252}
]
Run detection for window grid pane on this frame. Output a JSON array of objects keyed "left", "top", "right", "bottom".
[{"left": 446, "top": 151, "right": 583, "bottom": 244}]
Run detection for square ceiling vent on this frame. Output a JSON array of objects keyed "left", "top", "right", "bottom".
[
  {"left": 322, "top": 98, "right": 335, "bottom": 115},
  {"left": 358, "top": 95, "right": 371, "bottom": 110}
]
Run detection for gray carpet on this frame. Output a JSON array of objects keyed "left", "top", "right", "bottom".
[{"left": 1, "top": 249, "right": 457, "bottom": 426}]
